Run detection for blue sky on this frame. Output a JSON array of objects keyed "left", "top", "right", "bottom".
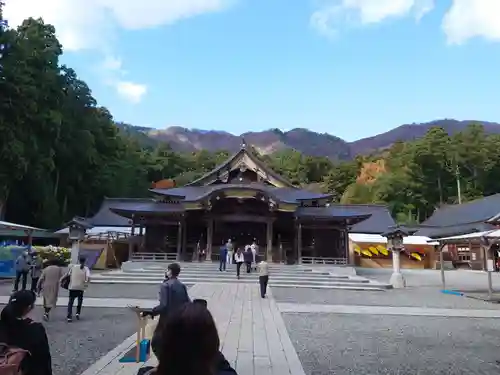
[{"left": 4, "top": 0, "right": 500, "bottom": 141}]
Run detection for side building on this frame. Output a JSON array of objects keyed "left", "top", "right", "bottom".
[
  {"left": 417, "top": 194, "right": 500, "bottom": 270},
  {"left": 66, "top": 143, "right": 396, "bottom": 264}
]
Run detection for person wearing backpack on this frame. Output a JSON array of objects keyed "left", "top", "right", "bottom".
[
  {"left": 0, "top": 290, "right": 52, "bottom": 375},
  {"left": 64, "top": 256, "right": 90, "bottom": 322}
]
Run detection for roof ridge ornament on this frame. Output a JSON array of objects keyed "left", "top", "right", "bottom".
[{"left": 241, "top": 137, "right": 246, "bottom": 149}]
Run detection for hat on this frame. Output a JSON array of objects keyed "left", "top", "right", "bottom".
[{"left": 9, "top": 290, "right": 36, "bottom": 307}]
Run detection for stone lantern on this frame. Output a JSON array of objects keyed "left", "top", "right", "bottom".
[
  {"left": 382, "top": 226, "right": 415, "bottom": 289},
  {"left": 67, "top": 217, "right": 93, "bottom": 265}
]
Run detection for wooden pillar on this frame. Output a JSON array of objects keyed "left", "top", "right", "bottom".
[
  {"left": 206, "top": 219, "right": 214, "bottom": 261},
  {"left": 128, "top": 215, "right": 136, "bottom": 261},
  {"left": 266, "top": 220, "right": 273, "bottom": 262},
  {"left": 176, "top": 221, "right": 182, "bottom": 261},
  {"left": 297, "top": 222, "right": 302, "bottom": 264},
  {"left": 182, "top": 219, "right": 187, "bottom": 259}
]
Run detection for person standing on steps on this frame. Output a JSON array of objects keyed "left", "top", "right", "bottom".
[
  {"left": 258, "top": 259, "right": 269, "bottom": 298},
  {"left": 30, "top": 251, "right": 43, "bottom": 293},
  {"left": 37, "top": 259, "right": 64, "bottom": 321},
  {"left": 219, "top": 242, "right": 227, "bottom": 272},
  {"left": 244, "top": 245, "right": 253, "bottom": 273},
  {"left": 13, "top": 250, "right": 31, "bottom": 292},
  {"left": 234, "top": 248, "right": 244, "bottom": 279},
  {"left": 65, "top": 256, "right": 90, "bottom": 322},
  {"left": 226, "top": 239, "right": 234, "bottom": 266}
]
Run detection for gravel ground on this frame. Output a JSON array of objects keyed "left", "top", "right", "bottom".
[
  {"left": 0, "top": 305, "right": 137, "bottom": 375},
  {"left": 271, "top": 287, "right": 500, "bottom": 309},
  {"left": 0, "top": 283, "right": 193, "bottom": 299},
  {"left": 283, "top": 313, "right": 500, "bottom": 375},
  {"left": 356, "top": 268, "right": 500, "bottom": 291}
]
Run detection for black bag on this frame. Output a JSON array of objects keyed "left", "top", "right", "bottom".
[{"left": 60, "top": 267, "right": 71, "bottom": 290}]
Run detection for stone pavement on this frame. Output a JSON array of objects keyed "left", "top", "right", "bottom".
[{"left": 81, "top": 283, "right": 306, "bottom": 375}]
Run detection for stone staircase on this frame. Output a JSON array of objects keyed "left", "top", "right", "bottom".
[{"left": 91, "top": 261, "right": 391, "bottom": 291}]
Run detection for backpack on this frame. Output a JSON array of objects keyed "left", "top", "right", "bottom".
[{"left": 0, "top": 343, "right": 30, "bottom": 375}]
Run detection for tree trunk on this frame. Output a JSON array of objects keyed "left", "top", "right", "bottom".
[
  {"left": 0, "top": 188, "right": 9, "bottom": 221},
  {"left": 437, "top": 175, "right": 443, "bottom": 204},
  {"left": 53, "top": 168, "right": 60, "bottom": 198}
]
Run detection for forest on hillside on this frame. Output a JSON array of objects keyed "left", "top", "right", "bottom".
[{"left": 2, "top": 9, "right": 500, "bottom": 229}]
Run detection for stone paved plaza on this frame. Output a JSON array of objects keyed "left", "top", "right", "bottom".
[{"left": 3, "top": 268, "right": 500, "bottom": 374}]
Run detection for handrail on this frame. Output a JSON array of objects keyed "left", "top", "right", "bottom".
[
  {"left": 300, "top": 256, "right": 347, "bottom": 265},
  {"left": 131, "top": 253, "right": 177, "bottom": 262}
]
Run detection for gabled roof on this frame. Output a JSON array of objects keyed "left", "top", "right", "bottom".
[
  {"left": 339, "top": 204, "right": 396, "bottom": 234},
  {"left": 87, "top": 198, "right": 149, "bottom": 227},
  {"left": 416, "top": 193, "right": 500, "bottom": 238},
  {"left": 150, "top": 184, "right": 332, "bottom": 204},
  {"left": 295, "top": 206, "right": 371, "bottom": 225},
  {"left": 186, "top": 145, "right": 294, "bottom": 188}
]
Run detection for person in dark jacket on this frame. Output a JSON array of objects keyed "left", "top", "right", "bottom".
[
  {"left": 137, "top": 301, "right": 237, "bottom": 375},
  {"left": 243, "top": 246, "right": 253, "bottom": 273},
  {"left": 0, "top": 290, "right": 52, "bottom": 375},
  {"left": 219, "top": 244, "right": 227, "bottom": 272},
  {"left": 143, "top": 263, "right": 190, "bottom": 354},
  {"left": 13, "top": 250, "right": 31, "bottom": 292}
]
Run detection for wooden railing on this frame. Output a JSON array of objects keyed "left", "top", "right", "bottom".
[
  {"left": 131, "top": 253, "right": 178, "bottom": 262},
  {"left": 300, "top": 257, "right": 347, "bottom": 265}
]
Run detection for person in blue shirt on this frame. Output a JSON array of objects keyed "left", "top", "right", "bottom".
[{"left": 219, "top": 244, "right": 227, "bottom": 272}]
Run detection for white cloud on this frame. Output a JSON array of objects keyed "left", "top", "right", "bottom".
[
  {"left": 442, "top": 0, "right": 500, "bottom": 45},
  {"left": 3, "top": 0, "right": 234, "bottom": 51},
  {"left": 310, "top": 0, "right": 434, "bottom": 38},
  {"left": 116, "top": 81, "right": 148, "bottom": 104},
  {"left": 311, "top": 0, "right": 500, "bottom": 45},
  {"left": 3, "top": 0, "right": 233, "bottom": 102},
  {"left": 100, "top": 55, "right": 148, "bottom": 104}
]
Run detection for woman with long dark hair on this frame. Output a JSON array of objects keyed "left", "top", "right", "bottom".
[
  {"left": 0, "top": 290, "right": 52, "bottom": 375},
  {"left": 139, "top": 301, "right": 236, "bottom": 375}
]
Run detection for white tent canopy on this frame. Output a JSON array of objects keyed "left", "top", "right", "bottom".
[
  {"left": 55, "top": 226, "right": 138, "bottom": 236},
  {"left": 0, "top": 220, "right": 45, "bottom": 232},
  {"left": 434, "top": 229, "right": 500, "bottom": 242},
  {"left": 349, "top": 233, "right": 438, "bottom": 245}
]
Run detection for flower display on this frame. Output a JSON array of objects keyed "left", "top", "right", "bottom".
[{"left": 32, "top": 245, "right": 71, "bottom": 265}]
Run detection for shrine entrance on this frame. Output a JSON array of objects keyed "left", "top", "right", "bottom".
[{"left": 213, "top": 220, "right": 266, "bottom": 251}]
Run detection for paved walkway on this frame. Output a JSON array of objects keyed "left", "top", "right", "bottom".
[{"left": 81, "top": 283, "right": 306, "bottom": 375}]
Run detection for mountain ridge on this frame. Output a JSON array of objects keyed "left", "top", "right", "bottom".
[{"left": 117, "top": 119, "right": 500, "bottom": 160}]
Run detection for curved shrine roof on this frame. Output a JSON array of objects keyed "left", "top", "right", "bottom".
[{"left": 150, "top": 184, "right": 333, "bottom": 204}]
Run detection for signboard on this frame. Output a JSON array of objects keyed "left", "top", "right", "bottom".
[
  {"left": 0, "top": 246, "right": 28, "bottom": 278},
  {"left": 78, "top": 247, "right": 104, "bottom": 269},
  {"left": 486, "top": 259, "right": 495, "bottom": 272}
]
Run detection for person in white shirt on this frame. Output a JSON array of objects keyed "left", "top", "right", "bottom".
[
  {"left": 226, "top": 239, "right": 234, "bottom": 265},
  {"left": 65, "top": 256, "right": 90, "bottom": 322},
  {"left": 250, "top": 241, "right": 258, "bottom": 270},
  {"left": 234, "top": 248, "right": 245, "bottom": 279},
  {"left": 258, "top": 260, "right": 269, "bottom": 298}
]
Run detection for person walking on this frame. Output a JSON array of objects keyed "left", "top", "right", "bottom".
[
  {"left": 143, "top": 262, "right": 191, "bottom": 355},
  {"left": 234, "top": 248, "right": 244, "bottom": 279},
  {"left": 0, "top": 290, "right": 52, "bottom": 375},
  {"left": 219, "top": 243, "right": 227, "bottom": 272},
  {"left": 37, "top": 259, "right": 64, "bottom": 321},
  {"left": 226, "top": 239, "right": 233, "bottom": 265},
  {"left": 65, "top": 256, "right": 90, "bottom": 322},
  {"left": 243, "top": 245, "right": 253, "bottom": 273},
  {"left": 258, "top": 259, "right": 269, "bottom": 298},
  {"left": 30, "top": 252, "right": 43, "bottom": 293},
  {"left": 13, "top": 250, "right": 31, "bottom": 292}
]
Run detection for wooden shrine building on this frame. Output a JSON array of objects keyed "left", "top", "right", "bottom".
[{"left": 76, "top": 143, "right": 395, "bottom": 264}]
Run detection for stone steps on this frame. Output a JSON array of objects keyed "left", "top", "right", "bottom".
[{"left": 92, "top": 262, "right": 391, "bottom": 291}]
